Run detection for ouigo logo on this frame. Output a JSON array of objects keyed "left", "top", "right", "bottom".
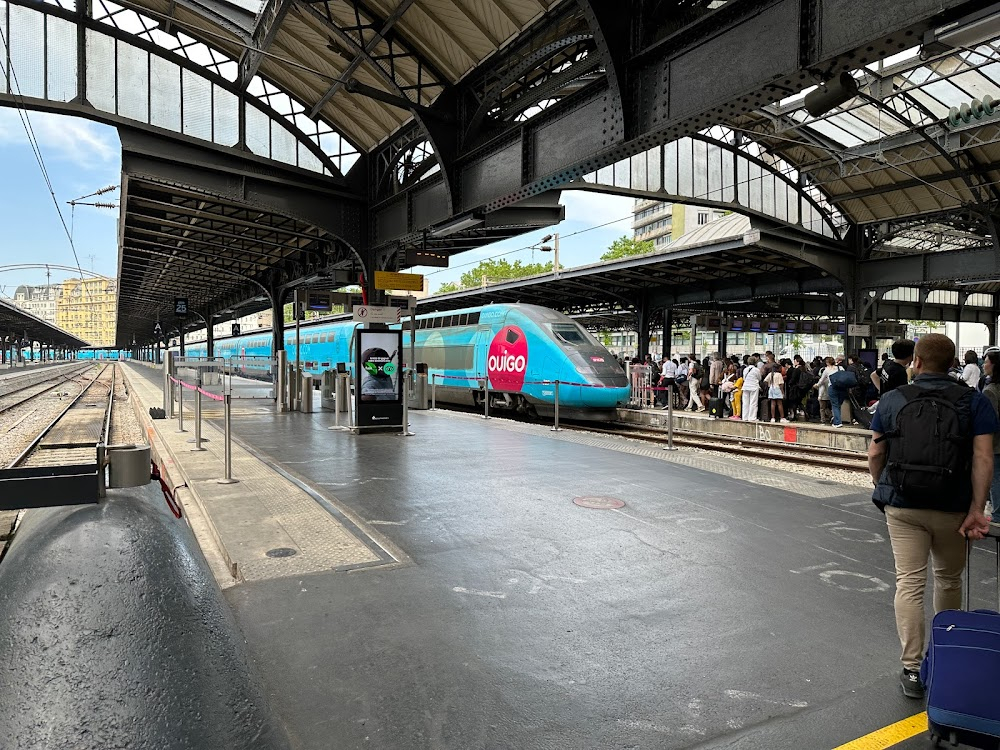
[{"left": 487, "top": 325, "right": 527, "bottom": 390}]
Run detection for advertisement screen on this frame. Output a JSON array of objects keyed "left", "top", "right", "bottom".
[{"left": 358, "top": 331, "right": 401, "bottom": 402}]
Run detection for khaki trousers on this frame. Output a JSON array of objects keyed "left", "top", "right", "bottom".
[{"left": 884, "top": 506, "right": 967, "bottom": 670}]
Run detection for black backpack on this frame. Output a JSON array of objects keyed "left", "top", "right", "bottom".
[{"left": 877, "top": 384, "right": 972, "bottom": 505}]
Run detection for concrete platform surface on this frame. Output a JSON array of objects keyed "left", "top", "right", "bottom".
[
  {"left": 218, "top": 406, "right": 999, "bottom": 750},
  {"left": 121, "top": 363, "right": 995, "bottom": 749},
  {"left": 121, "top": 363, "right": 398, "bottom": 586}
]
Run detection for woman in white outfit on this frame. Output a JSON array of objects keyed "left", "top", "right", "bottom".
[
  {"left": 687, "top": 360, "right": 704, "bottom": 411},
  {"left": 741, "top": 356, "right": 761, "bottom": 421},
  {"left": 962, "top": 350, "right": 983, "bottom": 390}
]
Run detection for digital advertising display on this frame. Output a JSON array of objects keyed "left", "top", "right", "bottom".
[{"left": 355, "top": 329, "right": 404, "bottom": 429}]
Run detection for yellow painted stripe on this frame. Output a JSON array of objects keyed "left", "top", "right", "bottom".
[{"left": 831, "top": 712, "right": 926, "bottom": 750}]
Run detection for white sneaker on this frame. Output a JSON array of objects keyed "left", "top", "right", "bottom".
[
  {"left": 780, "top": 419, "right": 790, "bottom": 423},
  {"left": 832, "top": 423, "right": 843, "bottom": 428}
]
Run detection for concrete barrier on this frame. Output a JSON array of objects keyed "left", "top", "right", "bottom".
[{"left": 0, "top": 489, "right": 290, "bottom": 750}]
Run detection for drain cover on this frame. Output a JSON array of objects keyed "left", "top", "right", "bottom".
[
  {"left": 573, "top": 496, "right": 625, "bottom": 510},
  {"left": 265, "top": 547, "right": 298, "bottom": 558}
]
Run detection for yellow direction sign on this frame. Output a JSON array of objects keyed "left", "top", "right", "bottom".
[{"left": 374, "top": 270, "right": 424, "bottom": 292}]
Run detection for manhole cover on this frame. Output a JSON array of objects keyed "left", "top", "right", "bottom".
[
  {"left": 573, "top": 496, "right": 625, "bottom": 510},
  {"left": 265, "top": 547, "right": 298, "bottom": 558}
]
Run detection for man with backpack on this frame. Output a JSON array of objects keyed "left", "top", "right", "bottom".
[
  {"left": 827, "top": 354, "right": 865, "bottom": 427},
  {"left": 872, "top": 339, "right": 913, "bottom": 396},
  {"left": 867, "top": 333, "right": 997, "bottom": 700}
]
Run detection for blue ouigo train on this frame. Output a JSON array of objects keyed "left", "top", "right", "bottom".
[{"left": 179, "top": 303, "right": 631, "bottom": 420}]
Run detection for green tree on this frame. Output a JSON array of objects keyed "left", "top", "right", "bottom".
[
  {"left": 600, "top": 236, "right": 655, "bottom": 261},
  {"left": 456, "top": 258, "right": 552, "bottom": 289},
  {"left": 436, "top": 281, "right": 460, "bottom": 294}
]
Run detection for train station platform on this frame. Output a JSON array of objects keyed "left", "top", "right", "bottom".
[
  {"left": 621, "top": 405, "right": 872, "bottom": 452},
  {"left": 119, "top": 361, "right": 991, "bottom": 750}
]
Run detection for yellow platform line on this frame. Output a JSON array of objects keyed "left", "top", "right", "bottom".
[{"left": 832, "top": 712, "right": 926, "bottom": 750}]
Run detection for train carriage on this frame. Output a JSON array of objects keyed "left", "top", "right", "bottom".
[{"left": 178, "top": 303, "right": 630, "bottom": 420}]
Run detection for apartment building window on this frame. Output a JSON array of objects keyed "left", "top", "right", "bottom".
[{"left": 697, "top": 212, "right": 709, "bottom": 225}]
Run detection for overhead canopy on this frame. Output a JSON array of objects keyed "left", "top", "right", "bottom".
[{"left": 0, "top": 298, "right": 89, "bottom": 349}]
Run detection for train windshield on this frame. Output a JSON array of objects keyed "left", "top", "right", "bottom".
[{"left": 549, "top": 324, "right": 594, "bottom": 346}]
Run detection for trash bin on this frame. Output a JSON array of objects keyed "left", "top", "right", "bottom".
[
  {"left": 301, "top": 374, "right": 315, "bottom": 413},
  {"left": 409, "top": 362, "right": 429, "bottom": 410},
  {"left": 321, "top": 370, "right": 337, "bottom": 410},
  {"left": 335, "top": 370, "right": 351, "bottom": 413}
]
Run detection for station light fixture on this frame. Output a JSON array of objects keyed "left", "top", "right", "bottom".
[
  {"left": 922, "top": 6, "right": 1000, "bottom": 57},
  {"left": 429, "top": 214, "right": 484, "bottom": 238},
  {"left": 804, "top": 72, "right": 859, "bottom": 117}
]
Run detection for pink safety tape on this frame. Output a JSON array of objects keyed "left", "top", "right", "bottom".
[
  {"left": 197, "top": 387, "right": 224, "bottom": 402},
  {"left": 429, "top": 373, "right": 608, "bottom": 389}
]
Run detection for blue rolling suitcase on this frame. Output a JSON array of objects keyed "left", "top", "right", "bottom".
[{"left": 922, "top": 529, "right": 1000, "bottom": 749}]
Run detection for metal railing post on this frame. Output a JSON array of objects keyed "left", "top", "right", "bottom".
[
  {"left": 663, "top": 386, "right": 677, "bottom": 452},
  {"left": 348, "top": 373, "right": 355, "bottom": 429},
  {"left": 401, "top": 369, "right": 414, "bottom": 436},
  {"left": 176, "top": 373, "right": 186, "bottom": 433},
  {"left": 551, "top": 380, "right": 561, "bottom": 431},
  {"left": 431, "top": 374, "right": 437, "bottom": 410},
  {"left": 190, "top": 373, "right": 205, "bottom": 451},
  {"left": 483, "top": 377, "right": 490, "bottom": 420},
  {"left": 217, "top": 391, "right": 238, "bottom": 484},
  {"left": 163, "top": 351, "right": 173, "bottom": 417}
]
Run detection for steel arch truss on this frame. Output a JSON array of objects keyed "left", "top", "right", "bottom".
[
  {"left": 574, "top": 126, "right": 848, "bottom": 239},
  {"left": 0, "top": 0, "right": 355, "bottom": 176}
]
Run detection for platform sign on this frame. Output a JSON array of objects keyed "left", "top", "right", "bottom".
[
  {"left": 374, "top": 270, "right": 424, "bottom": 292},
  {"left": 353, "top": 305, "right": 401, "bottom": 323},
  {"left": 848, "top": 324, "right": 871, "bottom": 337},
  {"left": 174, "top": 297, "right": 188, "bottom": 317},
  {"left": 354, "top": 329, "right": 403, "bottom": 430},
  {"left": 305, "top": 291, "right": 333, "bottom": 312}
]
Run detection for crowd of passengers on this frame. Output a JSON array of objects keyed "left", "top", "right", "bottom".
[{"left": 618, "top": 342, "right": 995, "bottom": 429}]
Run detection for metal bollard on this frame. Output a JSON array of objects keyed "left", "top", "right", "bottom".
[
  {"left": 551, "top": 380, "right": 561, "bottom": 431},
  {"left": 401, "top": 369, "right": 414, "bottom": 437},
  {"left": 189, "top": 375, "right": 206, "bottom": 450},
  {"left": 431, "top": 374, "right": 437, "bottom": 410},
  {"left": 217, "top": 392, "right": 238, "bottom": 484},
  {"left": 176, "top": 377, "right": 187, "bottom": 433},
  {"left": 663, "top": 387, "right": 678, "bottom": 452},
  {"left": 483, "top": 378, "right": 490, "bottom": 420}
]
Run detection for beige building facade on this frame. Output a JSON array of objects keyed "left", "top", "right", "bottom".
[{"left": 56, "top": 277, "right": 118, "bottom": 347}]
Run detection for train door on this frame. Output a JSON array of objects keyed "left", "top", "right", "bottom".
[{"left": 473, "top": 323, "right": 493, "bottom": 381}]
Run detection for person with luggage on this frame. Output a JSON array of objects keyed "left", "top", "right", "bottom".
[
  {"left": 814, "top": 357, "right": 839, "bottom": 425},
  {"left": 657, "top": 357, "right": 677, "bottom": 409},
  {"left": 872, "top": 339, "right": 913, "bottom": 396},
  {"left": 866, "top": 333, "right": 998, "bottom": 700}
]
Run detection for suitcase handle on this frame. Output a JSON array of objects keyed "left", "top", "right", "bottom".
[{"left": 964, "top": 529, "right": 1000, "bottom": 611}]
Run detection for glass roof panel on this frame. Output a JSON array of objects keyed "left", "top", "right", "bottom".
[
  {"left": 949, "top": 69, "right": 1000, "bottom": 101},
  {"left": 904, "top": 87, "right": 952, "bottom": 118},
  {"left": 826, "top": 108, "right": 890, "bottom": 142},
  {"left": 920, "top": 77, "right": 973, "bottom": 108},
  {"left": 802, "top": 118, "right": 858, "bottom": 148},
  {"left": 851, "top": 105, "right": 909, "bottom": 135}
]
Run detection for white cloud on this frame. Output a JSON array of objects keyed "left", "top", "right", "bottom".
[
  {"left": 559, "top": 189, "right": 636, "bottom": 229},
  {"left": 0, "top": 109, "right": 118, "bottom": 168}
]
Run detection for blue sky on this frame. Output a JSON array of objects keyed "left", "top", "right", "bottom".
[
  {"left": 0, "top": 110, "right": 121, "bottom": 297},
  {"left": 0, "top": 109, "right": 635, "bottom": 299}
]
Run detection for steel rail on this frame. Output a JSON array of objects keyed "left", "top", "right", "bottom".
[
  {"left": 0, "top": 365, "right": 93, "bottom": 417},
  {"left": 7, "top": 364, "right": 111, "bottom": 469},
  {"left": 564, "top": 423, "right": 870, "bottom": 472}
]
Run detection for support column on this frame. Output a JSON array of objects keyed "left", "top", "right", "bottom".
[
  {"left": 179, "top": 330, "right": 186, "bottom": 356},
  {"left": 270, "top": 288, "right": 287, "bottom": 355},
  {"left": 720, "top": 319, "right": 729, "bottom": 359},
  {"left": 690, "top": 314, "right": 699, "bottom": 360},
  {"left": 956, "top": 292, "right": 969, "bottom": 355},
  {"left": 205, "top": 314, "right": 215, "bottom": 359},
  {"left": 662, "top": 308, "right": 673, "bottom": 359},
  {"left": 636, "top": 294, "right": 650, "bottom": 361}
]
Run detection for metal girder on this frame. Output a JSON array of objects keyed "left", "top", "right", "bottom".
[
  {"left": 374, "top": 0, "right": 980, "bottom": 236},
  {"left": 1, "top": 0, "right": 346, "bottom": 177},
  {"left": 237, "top": 0, "right": 294, "bottom": 89},
  {"left": 309, "top": 0, "right": 418, "bottom": 115},
  {"left": 859, "top": 246, "right": 1000, "bottom": 288}
]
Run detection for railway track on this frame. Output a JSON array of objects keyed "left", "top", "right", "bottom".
[
  {"left": 0, "top": 364, "right": 92, "bottom": 417},
  {"left": 562, "top": 422, "right": 871, "bottom": 473},
  {"left": 8, "top": 365, "right": 116, "bottom": 470}
]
